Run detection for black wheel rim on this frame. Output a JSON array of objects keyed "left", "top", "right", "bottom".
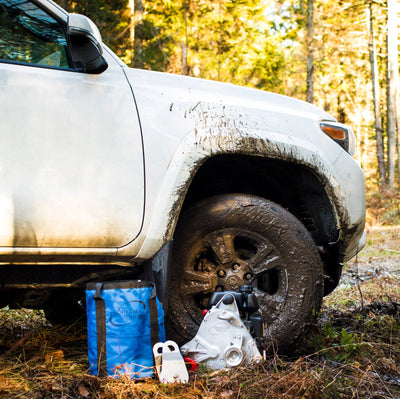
[{"left": 179, "top": 227, "right": 289, "bottom": 326}]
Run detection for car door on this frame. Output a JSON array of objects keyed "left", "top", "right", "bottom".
[{"left": 0, "top": 0, "right": 144, "bottom": 248}]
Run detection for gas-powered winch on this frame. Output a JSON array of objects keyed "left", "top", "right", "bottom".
[{"left": 180, "top": 285, "right": 264, "bottom": 370}]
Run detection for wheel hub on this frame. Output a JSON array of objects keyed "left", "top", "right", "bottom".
[
  {"left": 225, "top": 275, "right": 242, "bottom": 290},
  {"left": 215, "top": 262, "right": 253, "bottom": 291}
]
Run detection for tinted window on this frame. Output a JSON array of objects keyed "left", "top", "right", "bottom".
[{"left": 0, "top": 0, "right": 70, "bottom": 68}]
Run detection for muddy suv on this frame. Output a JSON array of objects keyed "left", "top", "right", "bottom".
[{"left": 0, "top": 0, "right": 365, "bottom": 351}]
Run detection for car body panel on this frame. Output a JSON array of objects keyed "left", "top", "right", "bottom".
[
  {"left": 34, "top": 0, "right": 68, "bottom": 20},
  {"left": 0, "top": 51, "right": 145, "bottom": 249}
]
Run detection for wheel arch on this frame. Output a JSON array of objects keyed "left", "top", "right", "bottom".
[{"left": 181, "top": 154, "right": 339, "bottom": 247}]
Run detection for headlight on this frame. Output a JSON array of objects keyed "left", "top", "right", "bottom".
[{"left": 319, "top": 121, "right": 356, "bottom": 156}]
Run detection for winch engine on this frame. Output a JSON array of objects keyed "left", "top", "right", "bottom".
[{"left": 180, "top": 286, "right": 263, "bottom": 370}]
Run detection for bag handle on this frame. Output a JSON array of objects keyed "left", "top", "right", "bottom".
[
  {"left": 94, "top": 283, "right": 107, "bottom": 377},
  {"left": 149, "top": 284, "right": 160, "bottom": 349}
]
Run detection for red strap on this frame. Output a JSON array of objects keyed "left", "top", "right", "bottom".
[{"left": 184, "top": 357, "right": 197, "bottom": 372}]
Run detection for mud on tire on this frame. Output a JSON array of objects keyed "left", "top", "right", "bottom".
[{"left": 166, "top": 194, "right": 323, "bottom": 353}]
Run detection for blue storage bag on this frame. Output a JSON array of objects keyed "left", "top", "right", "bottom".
[{"left": 86, "top": 280, "right": 165, "bottom": 378}]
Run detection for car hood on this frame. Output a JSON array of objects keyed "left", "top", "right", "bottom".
[{"left": 124, "top": 67, "right": 336, "bottom": 128}]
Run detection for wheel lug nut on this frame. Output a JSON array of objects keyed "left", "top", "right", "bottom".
[
  {"left": 217, "top": 269, "right": 226, "bottom": 277},
  {"left": 232, "top": 263, "right": 240, "bottom": 271},
  {"left": 244, "top": 272, "right": 253, "bottom": 281}
]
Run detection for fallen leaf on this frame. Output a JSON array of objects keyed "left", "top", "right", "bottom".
[
  {"left": 78, "top": 384, "right": 90, "bottom": 398},
  {"left": 220, "top": 390, "right": 234, "bottom": 398}
]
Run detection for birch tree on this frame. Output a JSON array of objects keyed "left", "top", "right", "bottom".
[
  {"left": 306, "top": 0, "right": 314, "bottom": 103},
  {"left": 366, "top": 0, "right": 385, "bottom": 189},
  {"left": 386, "top": 0, "right": 399, "bottom": 190},
  {"left": 133, "top": 0, "right": 144, "bottom": 68}
]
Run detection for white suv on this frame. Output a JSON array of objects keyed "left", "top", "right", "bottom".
[{"left": 0, "top": 0, "right": 365, "bottom": 351}]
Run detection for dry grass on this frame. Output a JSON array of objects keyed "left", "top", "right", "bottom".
[
  {"left": 1, "top": 228, "right": 400, "bottom": 398},
  {"left": 366, "top": 190, "right": 400, "bottom": 226}
]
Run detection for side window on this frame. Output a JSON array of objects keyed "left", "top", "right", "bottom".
[{"left": 0, "top": 0, "right": 70, "bottom": 69}]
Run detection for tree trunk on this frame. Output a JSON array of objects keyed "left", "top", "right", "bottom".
[
  {"left": 386, "top": 0, "right": 399, "bottom": 190},
  {"left": 182, "top": 1, "right": 189, "bottom": 75},
  {"left": 181, "top": 42, "right": 188, "bottom": 75},
  {"left": 306, "top": 0, "right": 314, "bottom": 104},
  {"left": 217, "top": 0, "right": 222, "bottom": 81},
  {"left": 366, "top": 2, "right": 385, "bottom": 189},
  {"left": 129, "top": 0, "right": 134, "bottom": 65},
  {"left": 61, "top": 0, "right": 70, "bottom": 12},
  {"left": 132, "top": 0, "right": 144, "bottom": 69}
]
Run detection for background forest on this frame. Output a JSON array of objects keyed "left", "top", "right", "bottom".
[{"left": 57, "top": 0, "right": 400, "bottom": 225}]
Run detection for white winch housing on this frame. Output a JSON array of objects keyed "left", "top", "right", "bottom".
[{"left": 180, "top": 293, "right": 263, "bottom": 370}]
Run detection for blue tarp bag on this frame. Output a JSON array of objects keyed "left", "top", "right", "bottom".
[{"left": 86, "top": 280, "right": 166, "bottom": 379}]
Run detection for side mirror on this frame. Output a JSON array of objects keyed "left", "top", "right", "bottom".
[{"left": 67, "top": 14, "right": 108, "bottom": 74}]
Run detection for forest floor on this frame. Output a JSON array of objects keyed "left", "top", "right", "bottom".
[{"left": 1, "top": 227, "right": 400, "bottom": 398}]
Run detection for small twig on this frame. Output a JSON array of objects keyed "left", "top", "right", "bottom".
[
  {"left": 383, "top": 248, "right": 400, "bottom": 254},
  {"left": 0, "top": 330, "right": 34, "bottom": 359}
]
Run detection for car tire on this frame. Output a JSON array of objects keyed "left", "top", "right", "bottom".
[{"left": 166, "top": 194, "right": 323, "bottom": 353}]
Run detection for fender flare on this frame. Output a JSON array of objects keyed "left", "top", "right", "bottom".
[{"left": 128, "top": 126, "right": 347, "bottom": 259}]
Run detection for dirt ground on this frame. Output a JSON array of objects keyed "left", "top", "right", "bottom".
[{"left": 1, "top": 227, "right": 400, "bottom": 398}]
